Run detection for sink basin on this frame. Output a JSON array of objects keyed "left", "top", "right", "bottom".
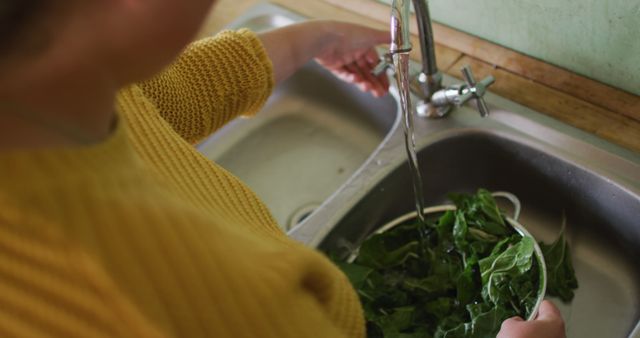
[
  {"left": 198, "top": 5, "right": 397, "bottom": 229},
  {"left": 312, "top": 131, "right": 640, "bottom": 338},
  {"left": 289, "top": 95, "right": 640, "bottom": 337},
  {"left": 203, "top": 2, "right": 640, "bottom": 337}
]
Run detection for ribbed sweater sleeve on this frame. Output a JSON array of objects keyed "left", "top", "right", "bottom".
[{"left": 138, "top": 29, "right": 274, "bottom": 143}]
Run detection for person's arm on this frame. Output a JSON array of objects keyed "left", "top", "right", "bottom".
[
  {"left": 137, "top": 21, "right": 389, "bottom": 144},
  {"left": 497, "top": 300, "right": 566, "bottom": 338},
  {"left": 137, "top": 29, "right": 274, "bottom": 144},
  {"left": 259, "top": 20, "right": 389, "bottom": 97}
]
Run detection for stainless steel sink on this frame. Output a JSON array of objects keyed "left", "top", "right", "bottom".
[
  {"left": 307, "top": 129, "right": 640, "bottom": 338},
  {"left": 291, "top": 74, "right": 640, "bottom": 337},
  {"left": 202, "top": 3, "right": 640, "bottom": 337},
  {"left": 198, "top": 5, "right": 397, "bottom": 229}
]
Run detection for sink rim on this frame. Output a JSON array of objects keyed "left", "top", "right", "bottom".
[{"left": 311, "top": 126, "right": 640, "bottom": 338}]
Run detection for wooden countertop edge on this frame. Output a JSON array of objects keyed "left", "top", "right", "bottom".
[{"left": 452, "top": 56, "right": 640, "bottom": 152}]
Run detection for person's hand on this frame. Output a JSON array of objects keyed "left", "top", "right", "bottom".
[
  {"left": 314, "top": 22, "right": 390, "bottom": 97},
  {"left": 497, "top": 301, "right": 566, "bottom": 338}
]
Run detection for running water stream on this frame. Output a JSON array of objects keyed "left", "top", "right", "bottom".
[{"left": 392, "top": 52, "right": 426, "bottom": 225}]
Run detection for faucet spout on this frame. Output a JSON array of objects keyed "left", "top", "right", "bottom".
[
  {"left": 390, "top": 0, "right": 413, "bottom": 54},
  {"left": 389, "top": 0, "right": 444, "bottom": 115},
  {"left": 411, "top": 0, "right": 439, "bottom": 84},
  {"left": 382, "top": 0, "right": 496, "bottom": 118}
]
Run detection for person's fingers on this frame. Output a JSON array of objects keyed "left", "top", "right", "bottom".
[
  {"left": 344, "top": 63, "right": 372, "bottom": 92},
  {"left": 498, "top": 320, "right": 516, "bottom": 338},
  {"left": 358, "top": 48, "right": 390, "bottom": 96},
  {"left": 497, "top": 317, "right": 524, "bottom": 338},
  {"left": 379, "top": 73, "right": 390, "bottom": 93},
  {"left": 537, "top": 300, "right": 562, "bottom": 320},
  {"left": 332, "top": 67, "right": 356, "bottom": 83},
  {"left": 345, "top": 64, "right": 367, "bottom": 85},
  {"left": 364, "top": 55, "right": 390, "bottom": 96},
  {"left": 320, "top": 46, "right": 390, "bottom": 97},
  {"left": 352, "top": 60, "right": 386, "bottom": 97},
  {"left": 365, "top": 49, "right": 379, "bottom": 65},
  {"left": 367, "top": 57, "right": 390, "bottom": 95},
  {"left": 497, "top": 302, "right": 566, "bottom": 338},
  {"left": 501, "top": 316, "right": 524, "bottom": 329},
  {"left": 355, "top": 57, "right": 385, "bottom": 95}
]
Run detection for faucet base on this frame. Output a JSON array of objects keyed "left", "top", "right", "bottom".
[{"left": 416, "top": 100, "right": 451, "bottom": 118}]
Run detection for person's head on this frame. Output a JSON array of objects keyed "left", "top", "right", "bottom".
[
  {"left": 0, "top": 1, "right": 48, "bottom": 58},
  {"left": 0, "top": 0, "right": 217, "bottom": 89}
]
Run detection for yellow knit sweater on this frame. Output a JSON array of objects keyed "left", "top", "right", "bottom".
[{"left": 0, "top": 30, "right": 364, "bottom": 338}]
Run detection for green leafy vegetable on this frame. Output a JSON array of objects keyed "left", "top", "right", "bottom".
[
  {"left": 356, "top": 233, "right": 420, "bottom": 269},
  {"left": 479, "top": 236, "right": 535, "bottom": 305},
  {"left": 333, "top": 189, "right": 579, "bottom": 338},
  {"left": 540, "top": 228, "right": 578, "bottom": 302}
]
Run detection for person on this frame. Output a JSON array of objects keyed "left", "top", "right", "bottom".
[{"left": 0, "top": 1, "right": 566, "bottom": 337}]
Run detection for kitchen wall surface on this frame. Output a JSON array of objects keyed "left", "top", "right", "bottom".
[{"left": 379, "top": 0, "right": 640, "bottom": 95}]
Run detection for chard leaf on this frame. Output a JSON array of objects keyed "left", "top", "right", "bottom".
[
  {"left": 335, "top": 261, "right": 374, "bottom": 290},
  {"left": 479, "top": 237, "right": 535, "bottom": 284},
  {"left": 438, "top": 210, "right": 455, "bottom": 230},
  {"left": 479, "top": 237, "right": 535, "bottom": 305},
  {"left": 436, "top": 304, "right": 512, "bottom": 338},
  {"left": 475, "top": 219, "right": 511, "bottom": 236},
  {"left": 356, "top": 234, "right": 420, "bottom": 269},
  {"left": 488, "top": 237, "right": 513, "bottom": 257},
  {"left": 540, "top": 229, "right": 578, "bottom": 302},
  {"left": 455, "top": 264, "right": 477, "bottom": 305},
  {"left": 371, "top": 289, "right": 411, "bottom": 311},
  {"left": 393, "top": 329, "right": 431, "bottom": 338},
  {"left": 402, "top": 275, "right": 453, "bottom": 294},
  {"left": 451, "top": 189, "right": 511, "bottom": 236},
  {"left": 468, "top": 227, "right": 499, "bottom": 243},
  {"left": 436, "top": 210, "right": 455, "bottom": 247},
  {"left": 453, "top": 211, "right": 469, "bottom": 251},
  {"left": 476, "top": 189, "right": 505, "bottom": 227},
  {"left": 465, "top": 303, "right": 512, "bottom": 337},
  {"left": 425, "top": 298, "right": 454, "bottom": 320},
  {"left": 376, "top": 306, "right": 416, "bottom": 333}
]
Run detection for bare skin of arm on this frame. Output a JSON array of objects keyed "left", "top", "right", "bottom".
[{"left": 259, "top": 20, "right": 390, "bottom": 97}]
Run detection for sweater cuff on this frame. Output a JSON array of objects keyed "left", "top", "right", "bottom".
[{"left": 235, "top": 28, "right": 275, "bottom": 117}]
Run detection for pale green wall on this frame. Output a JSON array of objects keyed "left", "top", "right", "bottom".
[{"left": 379, "top": 0, "right": 640, "bottom": 95}]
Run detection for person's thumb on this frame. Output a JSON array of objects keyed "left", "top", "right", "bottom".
[{"left": 537, "top": 300, "right": 562, "bottom": 321}]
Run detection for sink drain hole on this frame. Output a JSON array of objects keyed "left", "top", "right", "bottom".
[{"left": 287, "top": 204, "right": 319, "bottom": 230}]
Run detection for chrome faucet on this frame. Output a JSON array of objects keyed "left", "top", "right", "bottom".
[{"left": 376, "top": 0, "right": 496, "bottom": 118}]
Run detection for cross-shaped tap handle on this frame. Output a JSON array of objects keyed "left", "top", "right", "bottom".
[{"left": 461, "top": 65, "right": 495, "bottom": 117}]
